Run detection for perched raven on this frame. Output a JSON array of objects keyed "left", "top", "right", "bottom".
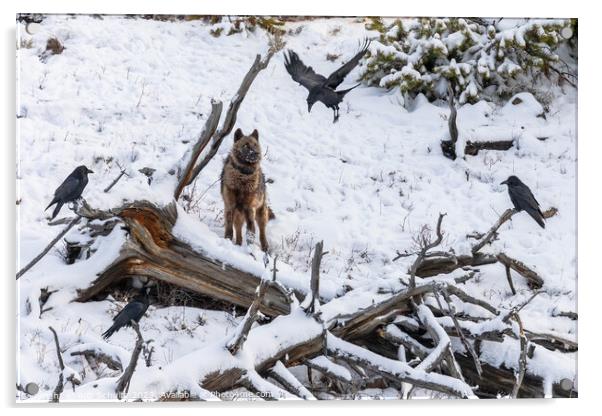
[
  {"left": 284, "top": 39, "right": 371, "bottom": 123},
  {"left": 102, "top": 291, "right": 150, "bottom": 340},
  {"left": 500, "top": 175, "right": 546, "bottom": 229},
  {"left": 45, "top": 165, "right": 94, "bottom": 220}
]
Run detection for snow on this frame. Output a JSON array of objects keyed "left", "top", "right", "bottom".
[{"left": 16, "top": 15, "right": 576, "bottom": 401}]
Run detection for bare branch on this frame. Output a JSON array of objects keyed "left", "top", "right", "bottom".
[
  {"left": 104, "top": 164, "right": 129, "bottom": 193},
  {"left": 471, "top": 208, "right": 517, "bottom": 254},
  {"left": 496, "top": 253, "right": 544, "bottom": 289},
  {"left": 511, "top": 312, "right": 528, "bottom": 398},
  {"left": 17, "top": 215, "right": 81, "bottom": 279},
  {"left": 115, "top": 320, "right": 144, "bottom": 398},
  {"left": 174, "top": 100, "right": 223, "bottom": 200},
  {"left": 303, "top": 240, "right": 324, "bottom": 315},
  {"left": 267, "top": 361, "right": 316, "bottom": 400},
  {"left": 227, "top": 279, "right": 269, "bottom": 355},
  {"left": 48, "top": 326, "right": 64, "bottom": 403}
]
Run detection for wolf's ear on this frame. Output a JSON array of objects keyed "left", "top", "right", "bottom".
[
  {"left": 234, "top": 128, "right": 243, "bottom": 142},
  {"left": 251, "top": 129, "right": 259, "bottom": 140}
]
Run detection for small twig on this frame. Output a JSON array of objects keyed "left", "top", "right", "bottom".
[
  {"left": 504, "top": 265, "right": 517, "bottom": 295},
  {"left": 17, "top": 215, "right": 82, "bottom": 279},
  {"left": 104, "top": 164, "right": 129, "bottom": 193}
]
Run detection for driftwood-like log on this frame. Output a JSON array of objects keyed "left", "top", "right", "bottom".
[
  {"left": 416, "top": 253, "right": 497, "bottom": 278},
  {"left": 464, "top": 140, "right": 514, "bottom": 156},
  {"left": 74, "top": 201, "right": 292, "bottom": 317}
]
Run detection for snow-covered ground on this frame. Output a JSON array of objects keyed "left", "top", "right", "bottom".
[{"left": 16, "top": 15, "right": 576, "bottom": 401}]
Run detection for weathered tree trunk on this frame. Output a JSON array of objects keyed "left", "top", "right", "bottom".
[{"left": 75, "top": 201, "right": 292, "bottom": 317}]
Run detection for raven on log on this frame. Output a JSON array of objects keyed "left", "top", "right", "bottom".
[
  {"left": 45, "top": 165, "right": 94, "bottom": 220},
  {"left": 284, "top": 39, "right": 371, "bottom": 123},
  {"left": 501, "top": 175, "right": 546, "bottom": 229}
]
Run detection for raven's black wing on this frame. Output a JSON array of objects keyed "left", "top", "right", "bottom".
[
  {"left": 510, "top": 183, "right": 545, "bottom": 228},
  {"left": 325, "top": 39, "right": 371, "bottom": 89},
  {"left": 113, "top": 300, "right": 147, "bottom": 327},
  {"left": 53, "top": 171, "right": 83, "bottom": 201},
  {"left": 283, "top": 50, "right": 327, "bottom": 92}
]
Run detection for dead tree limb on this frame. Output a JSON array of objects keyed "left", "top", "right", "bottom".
[
  {"left": 441, "top": 83, "right": 458, "bottom": 160},
  {"left": 174, "top": 100, "right": 222, "bottom": 200},
  {"left": 496, "top": 253, "right": 544, "bottom": 289},
  {"left": 49, "top": 326, "right": 64, "bottom": 403},
  {"left": 268, "top": 361, "right": 316, "bottom": 400},
  {"left": 326, "top": 333, "right": 475, "bottom": 398},
  {"left": 104, "top": 163, "right": 129, "bottom": 193},
  {"left": 17, "top": 215, "right": 82, "bottom": 280},
  {"left": 511, "top": 312, "right": 528, "bottom": 398},
  {"left": 471, "top": 208, "right": 517, "bottom": 254},
  {"left": 439, "top": 288, "right": 482, "bottom": 377},
  {"left": 74, "top": 201, "right": 292, "bottom": 317},
  {"left": 464, "top": 140, "right": 514, "bottom": 156},
  {"left": 227, "top": 279, "right": 269, "bottom": 355},
  {"left": 303, "top": 240, "right": 324, "bottom": 315},
  {"left": 504, "top": 264, "right": 517, "bottom": 295},
  {"left": 115, "top": 320, "right": 144, "bottom": 398},
  {"left": 70, "top": 349, "right": 123, "bottom": 372}
]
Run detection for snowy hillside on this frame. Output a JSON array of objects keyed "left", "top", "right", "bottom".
[{"left": 16, "top": 15, "right": 576, "bottom": 401}]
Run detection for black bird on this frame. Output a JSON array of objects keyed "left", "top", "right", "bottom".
[
  {"left": 284, "top": 39, "right": 371, "bottom": 123},
  {"left": 102, "top": 291, "right": 150, "bottom": 339},
  {"left": 500, "top": 175, "right": 546, "bottom": 229},
  {"left": 45, "top": 165, "right": 94, "bottom": 220}
]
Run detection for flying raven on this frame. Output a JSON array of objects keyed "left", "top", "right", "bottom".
[
  {"left": 500, "top": 175, "right": 546, "bottom": 229},
  {"left": 102, "top": 291, "right": 150, "bottom": 340},
  {"left": 284, "top": 39, "right": 371, "bottom": 123},
  {"left": 45, "top": 165, "right": 94, "bottom": 220}
]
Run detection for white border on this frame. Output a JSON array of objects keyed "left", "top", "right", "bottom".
[{"left": 2, "top": 1, "right": 595, "bottom": 415}]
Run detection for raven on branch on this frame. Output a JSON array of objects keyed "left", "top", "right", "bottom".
[
  {"left": 45, "top": 165, "right": 94, "bottom": 220},
  {"left": 501, "top": 175, "right": 546, "bottom": 229}
]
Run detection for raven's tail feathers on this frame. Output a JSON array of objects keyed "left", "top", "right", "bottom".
[
  {"left": 50, "top": 202, "right": 63, "bottom": 220},
  {"left": 45, "top": 198, "right": 57, "bottom": 211},
  {"left": 102, "top": 325, "right": 116, "bottom": 340},
  {"left": 337, "top": 83, "right": 361, "bottom": 97},
  {"left": 527, "top": 209, "right": 546, "bottom": 229}
]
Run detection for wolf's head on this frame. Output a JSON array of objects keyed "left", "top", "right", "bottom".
[{"left": 233, "top": 128, "right": 261, "bottom": 164}]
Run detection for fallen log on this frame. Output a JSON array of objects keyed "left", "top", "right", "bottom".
[
  {"left": 74, "top": 201, "right": 292, "bottom": 317},
  {"left": 464, "top": 140, "right": 514, "bottom": 156}
]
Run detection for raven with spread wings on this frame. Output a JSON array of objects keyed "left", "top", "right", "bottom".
[{"left": 284, "top": 39, "right": 371, "bottom": 123}]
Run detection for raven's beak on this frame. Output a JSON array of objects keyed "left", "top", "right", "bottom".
[
  {"left": 87, "top": 169, "right": 95, "bottom": 174},
  {"left": 500, "top": 180, "right": 507, "bottom": 185},
  {"left": 308, "top": 103, "right": 313, "bottom": 113}
]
